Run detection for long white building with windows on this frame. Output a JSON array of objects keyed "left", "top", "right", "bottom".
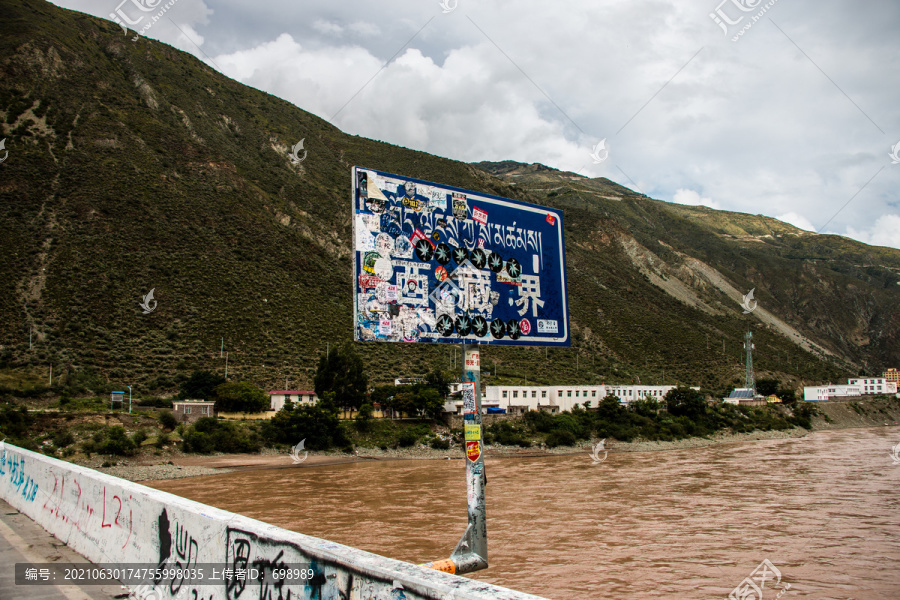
[
  {"left": 804, "top": 377, "right": 898, "bottom": 401},
  {"left": 445, "top": 383, "right": 690, "bottom": 414}
]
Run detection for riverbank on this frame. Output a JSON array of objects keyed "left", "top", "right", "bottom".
[
  {"left": 90, "top": 426, "right": 811, "bottom": 482},
  {"left": 83, "top": 396, "right": 900, "bottom": 482}
]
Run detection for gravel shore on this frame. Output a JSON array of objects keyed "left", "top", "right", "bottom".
[{"left": 96, "top": 463, "right": 231, "bottom": 481}]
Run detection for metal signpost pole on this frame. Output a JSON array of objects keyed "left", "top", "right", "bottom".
[{"left": 421, "top": 344, "right": 488, "bottom": 574}]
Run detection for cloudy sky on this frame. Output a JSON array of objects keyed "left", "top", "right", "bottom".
[{"left": 53, "top": 0, "right": 900, "bottom": 248}]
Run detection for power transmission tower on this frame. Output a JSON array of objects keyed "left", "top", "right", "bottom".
[{"left": 743, "top": 330, "right": 755, "bottom": 394}]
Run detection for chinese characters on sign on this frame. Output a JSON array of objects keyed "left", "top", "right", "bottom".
[{"left": 352, "top": 167, "right": 570, "bottom": 347}]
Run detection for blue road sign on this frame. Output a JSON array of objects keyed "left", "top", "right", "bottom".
[{"left": 352, "top": 167, "right": 570, "bottom": 346}]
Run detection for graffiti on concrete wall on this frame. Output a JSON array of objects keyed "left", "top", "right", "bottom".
[
  {"left": 37, "top": 469, "right": 140, "bottom": 554},
  {"left": 151, "top": 508, "right": 211, "bottom": 600},
  {"left": 0, "top": 447, "right": 38, "bottom": 502},
  {"left": 225, "top": 527, "right": 423, "bottom": 600}
]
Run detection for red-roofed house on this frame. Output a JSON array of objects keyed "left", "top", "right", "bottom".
[{"left": 268, "top": 390, "right": 318, "bottom": 412}]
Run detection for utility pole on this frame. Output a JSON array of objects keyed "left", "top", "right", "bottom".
[
  {"left": 225, "top": 352, "right": 229, "bottom": 379},
  {"left": 127, "top": 385, "right": 132, "bottom": 413},
  {"left": 48, "top": 364, "right": 52, "bottom": 386}
]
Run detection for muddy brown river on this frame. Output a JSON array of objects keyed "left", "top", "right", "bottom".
[{"left": 148, "top": 427, "right": 900, "bottom": 599}]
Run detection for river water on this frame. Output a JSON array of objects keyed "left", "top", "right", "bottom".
[{"left": 148, "top": 427, "right": 900, "bottom": 599}]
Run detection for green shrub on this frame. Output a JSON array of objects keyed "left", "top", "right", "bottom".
[
  {"left": 182, "top": 430, "right": 214, "bottom": 453},
  {"left": 524, "top": 410, "right": 555, "bottom": 433},
  {"left": 180, "top": 418, "right": 262, "bottom": 454},
  {"left": 51, "top": 431, "right": 75, "bottom": 448},
  {"left": 546, "top": 430, "right": 577, "bottom": 447},
  {"left": 398, "top": 430, "right": 419, "bottom": 447},
  {"left": 158, "top": 411, "right": 178, "bottom": 430},
  {"left": 131, "top": 430, "right": 148, "bottom": 446},
  {"left": 96, "top": 426, "right": 137, "bottom": 456},
  {"left": 430, "top": 437, "right": 450, "bottom": 450}
]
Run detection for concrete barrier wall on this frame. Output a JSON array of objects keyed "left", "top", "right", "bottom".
[{"left": 0, "top": 442, "right": 548, "bottom": 600}]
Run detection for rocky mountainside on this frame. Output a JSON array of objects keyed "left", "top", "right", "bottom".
[{"left": 0, "top": 0, "right": 897, "bottom": 397}]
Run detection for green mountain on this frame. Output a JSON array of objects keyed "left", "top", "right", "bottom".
[{"left": 1, "top": 0, "right": 897, "bottom": 398}]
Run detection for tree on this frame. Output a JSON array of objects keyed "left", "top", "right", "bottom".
[
  {"left": 755, "top": 378, "right": 779, "bottom": 397},
  {"left": 597, "top": 394, "right": 625, "bottom": 421},
  {"left": 355, "top": 402, "right": 374, "bottom": 432},
  {"left": 370, "top": 385, "right": 397, "bottom": 407},
  {"left": 213, "top": 381, "right": 268, "bottom": 413},
  {"left": 313, "top": 343, "right": 368, "bottom": 411},
  {"left": 665, "top": 386, "right": 707, "bottom": 420},
  {"left": 424, "top": 369, "right": 452, "bottom": 397},
  {"left": 629, "top": 396, "right": 660, "bottom": 418},
  {"left": 264, "top": 391, "right": 349, "bottom": 450},
  {"left": 179, "top": 370, "right": 226, "bottom": 400},
  {"left": 778, "top": 388, "right": 797, "bottom": 404},
  {"left": 415, "top": 387, "right": 445, "bottom": 421},
  {"left": 390, "top": 389, "right": 418, "bottom": 417}
]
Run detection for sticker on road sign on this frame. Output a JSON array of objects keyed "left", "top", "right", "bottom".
[
  {"left": 466, "top": 441, "right": 481, "bottom": 462},
  {"left": 452, "top": 193, "right": 467, "bottom": 220},
  {"left": 472, "top": 206, "right": 488, "bottom": 225},
  {"left": 464, "top": 424, "right": 481, "bottom": 441},
  {"left": 379, "top": 320, "right": 392, "bottom": 335},
  {"left": 546, "top": 213, "right": 555, "bottom": 225},
  {"left": 519, "top": 318, "right": 531, "bottom": 335},
  {"left": 537, "top": 319, "right": 558, "bottom": 334}
]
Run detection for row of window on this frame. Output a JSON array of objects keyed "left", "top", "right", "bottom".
[
  {"left": 499, "top": 389, "right": 603, "bottom": 399},
  {"left": 610, "top": 389, "right": 661, "bottom": 397},
  {"left": 502, "top": 390, "right": 549, "bottom": 399},
  {"left": 499, "top": 388, "right": 664, "bottom": 400}
]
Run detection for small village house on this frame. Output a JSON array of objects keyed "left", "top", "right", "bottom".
[{"left": 172, "top": 399, "right": 216, "bottom": 423}]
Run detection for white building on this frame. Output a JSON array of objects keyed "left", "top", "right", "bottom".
[
  {"left": 606, "top": 385, "right": 677, "bottom": 404},
  {"left": 804, "top": 378, "right": 898, "bottom": 402},
  {"left": 847, "top": 378, "right": 897, "bottom": 395},
  {"left": 803, "top": 385, "right": 862, "bottom": 401},
  {"left": 444, "top": 384, "right": 686, "bottom": 414},
  {"left": 268, "top": 390, "right": 318, "bottom": 412}
]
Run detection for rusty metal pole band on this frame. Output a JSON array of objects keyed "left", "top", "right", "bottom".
[{"left": 421, "top": 344, "right": 489, "bottom": 575}]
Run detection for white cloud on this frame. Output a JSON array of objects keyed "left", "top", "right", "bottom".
[
  {"left": 845, "top": 214, "right": 900, "bottom": 249},
  {"left": 776, "top": 212, "right": 816, "bottom": 232},
  {"left": 671, "top": 189, "right": 720, "bottom": 209},
  {"left": 47, "top": 0, "right": 900, "bottom": 249},
  {"left": 312, "top": 20, "right": 344, "bottom": 36}
]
